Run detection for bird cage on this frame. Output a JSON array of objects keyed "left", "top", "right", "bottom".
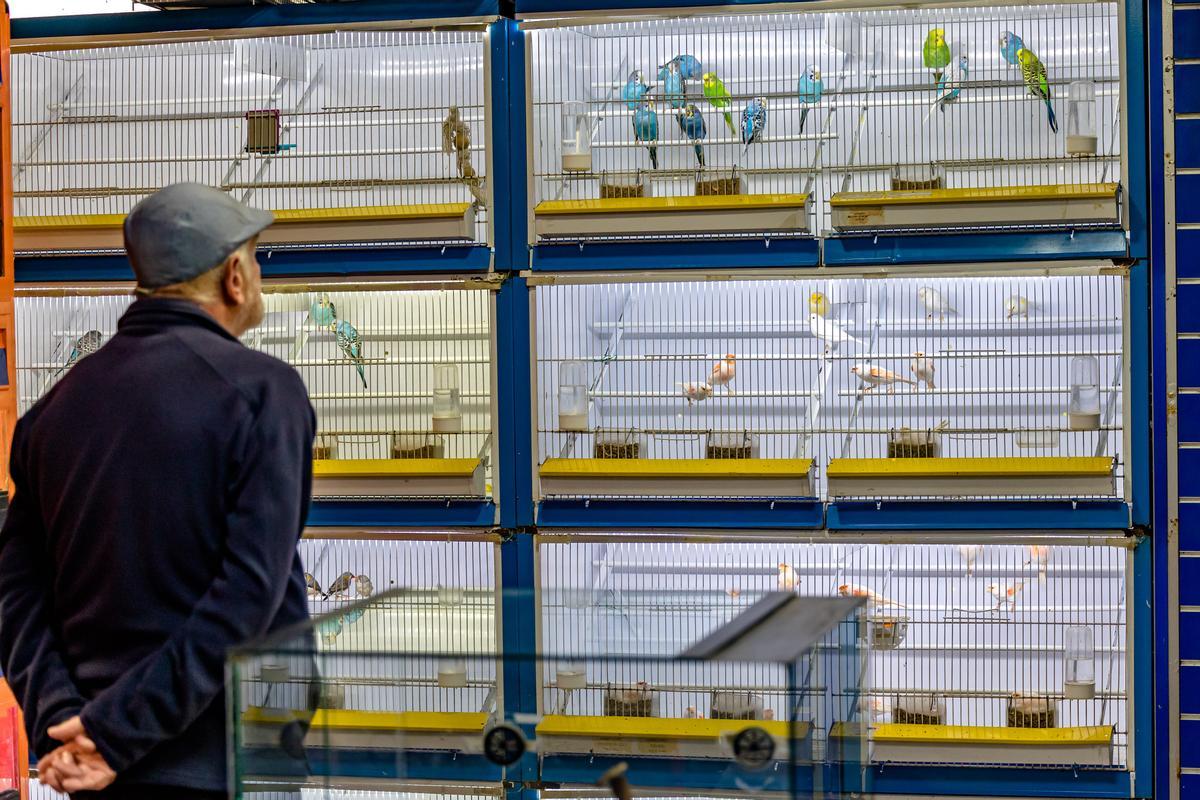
[
  {"left": 14, "top": 280, "right": 497, "bottom": 504},
  {"left": 531, "top": 272, "right": 1126, "bottom": 509},
  {"left": 10, "top": 26, "right": 492, "bottom": 258},
  {"left": 535, "top": 534, "right": 1133, "bottom": 771},
  {"left": 525, "top": 2, "right": 1124, "bottom": 247}
]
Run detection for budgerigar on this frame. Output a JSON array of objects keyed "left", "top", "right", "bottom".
[
  {"left": 851, "top": 363, "right": 917, "bottom": 392},
  {"left": 917, "top": 286, "right": 957, "bottom": 320},
  {"left": 676, "top": 103, "right": 707, "bottom": 167},
  {"left": 326, "top": 571, "right": 356, "bottom": 600},
  {"left": 633, "top": 101, "right": 660, "bottom": 170},
  {"left": 923, "top": 53, "right": 968, "bottom": 124},
  {"left": 658, "top": 54, "right": 703, "bottom": 81},
  {"left": 621, "top": 70, "right": 650, "bottom": 110},
  {"left": 911, "top": 351, "right": 936, "bottom": 389},
  {"left": 1005, "top": 295, "right": 1032, "bottom": 319},
  {"left": 740, "top": 97, "right": 768, "bottom": 157},
  {"left": 701, "top": 72, "right": 736, "bottom": 134},
  {"left": 309, "top": 295, "right": 337, "bottom": 327},
  {"left": 53, "top": 330, "right": 104, "bottom": 378},
  {"left": 809, "top": 312, "right": 861, "bottom": 353},
  {"left": 1026, "top": 545, "right": 1051, "bottom": 585},
  {"left": 334, "top": 319, "right": 368, "bottom": 389},
  {"left": 305, "top": 572, "right": 324, "bottom": 599},
  {"left": 838, "top": 583, "right": 905, "bottom": 609},
  {"left": 356, "top": 574, "right": 375, "bottom": 598},
  {"left": 809, "top": 291, "right": 829, "bottom": 317},
  {"left": 679, "top": 381, "right": 713, "bottom": 406},
  {"left": 999, "top": 31, "right": 1026, "bottom": 67},
  {"left": 662, "top": 60, "right": 687, "bottom": 110},
  {"left": 796, "top": 65, "right": 824, "bottom": 135},
  {"left": 986, "top": 580, "right": 1026, "bottom": 613},
  {"left": 958, "top": 544, "right": 982, "bottom": 577},
  {"left": 778, "top": 563, "right": 800, "bottom": 592},
  {"left": 1017, "top": 47, "right": 1058, "bottom": 133},
  {"left": 923, "top": 28, "right": 952, "bottom": 84},
  {"left": 708, "top": 354, "right": 736, "bottom": 393}
]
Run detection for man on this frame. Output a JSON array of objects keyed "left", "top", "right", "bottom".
[{"left": 0, "top": 183, "right": 316, "bottom": 798}]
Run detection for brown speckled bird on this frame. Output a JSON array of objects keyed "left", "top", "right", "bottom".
[
  {"left": 355, "top": 574, "right": 374, "bottom": 598},
  {"left": 441, "top": 106, "right": 486, "bottom": 207},
  {"left": 326, "top": 571, "right": 355, "bottom": 600}
]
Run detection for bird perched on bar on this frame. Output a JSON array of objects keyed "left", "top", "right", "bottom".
[
  {"left": 333, "top": 319, "right": 367, "bottom": 389},
  {"left": 1004, "top": 295, "right": 1032, "bottom": 319},
  {"left": 441, "top": 106, "right": 486, "bottom": 206},
  {"left": 679, "top": 381, "right": 714, "bottom": 406},
  {"left": 662, "top": 59, "right": 687, "bottom": 110},
  {"left": 701, "top": 71, "right": 736, "bottom": 134},
  {"left": 917, "top": 287, "right": 957, "bottom": 321},
  {"left": 708, "top": 354, "right": 736, "bottom": 393},
  {"left": 911, "top": 351, "right": 936, "bottom": 389},
  {"left": 677, "top": 104, "right": 707, "bottom": 167},
  {"left": 809, "top": 313, "right": 861, "bottom": 354},
  {"left": 633, "top": 100, "right": 660, "bottom": 170},
  {"left": 326, "top": 571, "right": 356, "bottom": 600},
  {"left": 986, "top": 580, "right": 1026, "bottom": 613},
  {"left": 838, "top": 583, "right": 905, "bottom": 609},
  {"left": 797, "top": 65, "right": 824, "bottom": 135},
  {"left": 958, "top": 544, "right": 982, "bottom": 577},
  {"left": 53, "top": 330, "right": 104, "bottom": 378},
  {"left": 621, "top": 69, "right": 650, "bottom": 110},
  {"left": 1017, "top": 47, "right": 1058, "bottom": 134},
  {"left": 923, "top": 28, "right": 951, "bottom": 85},
  {"left": 356, "top": 574, "right": 375, "bottom": 598},
  {"left": 1026, "top": 545, "right": 1051, "bottom": 585},
  {"left": 305, "top": 572, "right": 324, "bottom": 600},
  {"left": 809, "top": 291, "right": 830, "bottom": 318},
  {"left": 740, "top": 97, "right": 768, "bottom": 157},
  {"left": 293, "top": 294, "right": 338, "bottom": 359},
  {"left": 924, "top": 52, "right": 968, "bottom": 124},
  {"left": 777, "top": 563, "right": 800, "bottom": 592},
  {"left": 659, "top": 54, "right": 703, "bottom": 81},
  {"left": 851, "top": 363, "right": 917, "bottom": 392},
  {"left": 999, "top": 31, "right": 1026, "bottom": 67}
]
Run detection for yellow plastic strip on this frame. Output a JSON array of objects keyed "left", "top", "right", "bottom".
[
  {"left": 14, "top": 214, "right": 125, "bottom": 231},
  {"left": 540, "top": 458, "right": 814, "bottom": 480},
  {"left": 313, "top": 458, "right": 481, "bottom": 478},
  {"left": 15, "top": 204, "right": 471, "bottom": 232},
  {"left": 536, "top": 194, "right": 810, "bottom": 215},
  {"left": 243, "top": 707, "right": 488, "bottom": 733},
  {"left": 536, "top": 714, "right": 807, "bottom": 741},
  {"left": 872, "top": 723, "right": 1113, "bottom": 746},
  {"left": 826, "top": 456, "right": 1114, "bottom": 479},
  {"left": 830, "top": 183, "right": 1119, "bottom": 207}
]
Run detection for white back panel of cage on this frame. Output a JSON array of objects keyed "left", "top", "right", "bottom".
[
  {"left": 528, "top": 2, "right": 1119, "bottom": 237},
  {"left": 534, "top": 274, "right": 1125, "bottom": 500},
  {"left": 16, "top": 287, "right": 495, "bottom": 486},
  {"left": 537, "top": 536, "right": 1129, "bottom": 768},
  {"left": 12, "top": 30, "right": 489, "bottom": 244}
]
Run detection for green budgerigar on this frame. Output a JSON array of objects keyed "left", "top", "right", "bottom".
[
  {"left": 1017, "top": 47, "right": 1059, "bottom": 133},
  {"left": 922, "top": 28, "right": 951, "bottom": 84},
  {"left": 701, "top": 71, "right": 736, "bottom": 134}
]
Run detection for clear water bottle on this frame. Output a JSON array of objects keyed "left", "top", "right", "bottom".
[
  {"left": 432, "top": 364, "right": 463, "bottom": 433},
  {"left": 1068, "top": 355, "right": 1101, "bottom": 430},
  {"left": 558, "top": 360, "right": 590, "bottom": 431},
  {"left": 1066, "top": 80, "right": 1098, "bottom": 157},
  {"left": 1064, "top": 625, "right": 1096, "bottom": 699}
]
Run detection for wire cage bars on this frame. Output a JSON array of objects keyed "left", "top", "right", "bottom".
[
  {"left": 536, "top": 534, "right": 1130, "bottom": 769},
  {"left": 526, "top": 1, "right": 1121, "bottom": 240},
  {"left": 11, "top": 28, "right": 490, "bottom": 248},
  {"left": 15, "top": 282, "right": 496, "bottom": 497},
  {"left": 533, "top": 273, "right": 1126, "bottom": 502}
]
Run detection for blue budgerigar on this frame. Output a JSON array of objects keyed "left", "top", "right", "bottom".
[
  {"left": 658, "top": 54, "right": 702, "bottom": 81},
  {"left": 621, "top": 69, "right": 650, "bottom": 110},
  {"left": 308, "top": 294, "right": 337, "bottom": 327},
  {"left": 52, "top": 330, "right": 104, "bottom": 378},
  {"left": 1000, "top": 31, "right": 1025, "bottom": 67},
  {"left": 633, "top": 100, "right": 660, "bottom": 170},
  {"left": 796, "top": 65, "right": 824, "bottom": 135},
  {"left": 676, "top": 103, "right": 707, "bottom": 167},
  {"left": 334, "top": 319, "right": 368, "bottom": 388},
  {"left": 662, "top": 60, "right": 687, "bottom": 110},
  {"left": 740, "top": 96, "right": 768, "bottom": 157},
  {"left": 923, "top": 53, "right": 968, "bottom": 124}
]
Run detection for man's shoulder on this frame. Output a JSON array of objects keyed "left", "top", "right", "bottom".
[{"left": 172, "top": 328, "right": 309, "bottom": 411}]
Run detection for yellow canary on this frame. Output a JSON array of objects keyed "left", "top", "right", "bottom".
[{"left": 809, "top": 291, "right": 829, "bottom": 317}]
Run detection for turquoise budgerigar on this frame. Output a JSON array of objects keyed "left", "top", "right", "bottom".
[
  {"left": 621, "top": 70, "right": 650, "bottom": 111},
  {"left": 676, "top": 103, "right": 707, "bottom": 167},
  {"left": 923, "top": 28, "right": 951, "bottom": 84},
  {"left": 923, "top": 53, "right": 968, "bottom": 124},
  {"left": 701, "top": 71, "right": 735, "bottom": 134},
  {"left": 658, "top": 54, "right": 702, "bottom": 81},
  {"left": 662, "top": 60, "right": 687, "bottom": 110},
  {"left": 796, "top": 65, "right": 824, "bottom": 135},
  {"left": 633, "top": 100, "right": 660, "bottom": 169},
  {"left": 309, "top": 294, "right": 337, "bottom": 327},
  {"left": 740, "top": 96, "right": 767, "bottom": 157},
  {"left": 334, "top": 319, "right": 368, "bottom": 388},
  {"left": 999, "top": 31, "right": 1025, "bottom": 67},
  {"left": 1017, "top": 47, "right": 1058, "bottom": 133},
  {"left": 52, "top": 330, "right": 103, "bottom": 379}
]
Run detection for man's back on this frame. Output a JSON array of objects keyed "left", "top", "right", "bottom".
[{"left": 0, "top": 297, "right": 314, "bottom": 790}]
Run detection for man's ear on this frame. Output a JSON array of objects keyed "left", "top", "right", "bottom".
[{"left": 221, "top": 253, "right": 246, "bottom": 306}]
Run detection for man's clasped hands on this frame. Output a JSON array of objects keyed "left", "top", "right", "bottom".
[{"left": 36, "top": 716, "right": 116, "bottom": 793}]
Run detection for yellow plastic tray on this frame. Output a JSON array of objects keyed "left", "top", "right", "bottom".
[
  {"left": 15, "top": 203, "right": 472, "bottom": 231},
  {"left": 14, "top": 214, "right": 124, "bottom": 231},
  {"left": 536, "top": 714, "right": 808, "bottom": 741},
  {"left": 826, "top": 456, "right": 1114, "bottom": 479},
  {"left": 313, "top": 458, "right": 481, "bottom": 478},
  {"left": 244, "top": 707, "right": 488, "bottom": 733},
  {"left": 872, "top": 723, "right": 1113, "bottom": 745},
  {"left": 539, "top": 457, "right": 814, "bottom": 480},
  {"left": 830, "top": 183, "right": 1119, "bottom": 207},
  {"left": 535, "top": 194, "right": 810, "bottom": 215}
]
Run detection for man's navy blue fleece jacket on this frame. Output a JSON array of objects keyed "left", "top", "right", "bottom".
[{"left": 0, "top": 297, "right": 314, "bottom": 792}]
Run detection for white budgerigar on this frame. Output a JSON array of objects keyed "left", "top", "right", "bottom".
[
  {"left": 986, "top": 580, "right": 1026, "bottom": 613},
  {"left": 839, "top": 583, "right": 905, "bottom": 609},
  {"left": 809, "top": 313, "right": 861, "bottom": 353},
  {"left": 1004, "top": 295, "right": 1033, "bottom": 319},
  {"left": 778, "top": 563, "right": 800, "bottom": 592},
  {"left": 911, "top": 351, "right": 936, "bottom": 389},
  {"left": 958, "top": 544, "right": 981, "bottom": 577},
  {"left": 851, "top": 363, "right": 917, "bottom": 392},
  {"left": 708, "top": 354, "right": 736, "bottom": 394},
  {"left": 679, "top": 381, "right": 714, "bottom": 406},
  {"left": 1026, "top": 545, "right": 1051, "bottom": 585},
  {"left": 917, "top": 287, "right": 957, "bottom": 321}
]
